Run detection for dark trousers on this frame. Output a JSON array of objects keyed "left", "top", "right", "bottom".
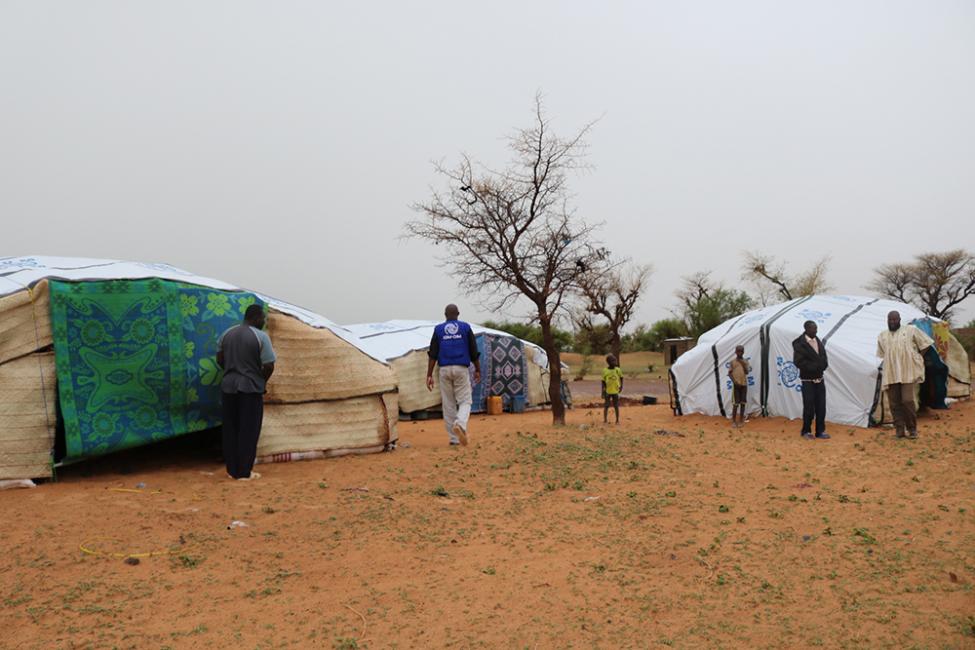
[
  {"left": 800, "top": 380, "right": 826, "bottom": 435},
  {"left": 887, "top": 382, "right": 917, "bottom": 435},
  {"left": 222, "top": 392, "right": 264, "bottom": 479},
  {"left": 603, "top": 393, "right": 620, "bottom": 422}
]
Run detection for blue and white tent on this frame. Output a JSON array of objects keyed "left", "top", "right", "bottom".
[{"left": 669, "top": 295, "right": 970, "bottom": 428}]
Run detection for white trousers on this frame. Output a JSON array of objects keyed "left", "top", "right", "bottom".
[{"left": 439, "top": 365, "right": 472, "bottom": 442}]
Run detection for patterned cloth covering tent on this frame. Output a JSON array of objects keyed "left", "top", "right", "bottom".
[
  {"left": 669, "top": 295, "right": 971, "bottom": 428},
  {"left": 345, "top": 320, "right": 564, "bottom": 415},
  {"left": 0, "top": 256, "right": 398, "bottom": 481}
]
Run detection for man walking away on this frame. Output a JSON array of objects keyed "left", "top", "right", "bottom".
[
  {"left": 217, "top": 304, "right": 276, "bottom": 480},
  {"left": 426, "top": 304, "right": 481, "bottom": 446},
  {"left": 792, "top": 320, "right": 829, "bottom": 440},
  {"left": 876, "top": 310, "right": 934, "bottom": 440}
]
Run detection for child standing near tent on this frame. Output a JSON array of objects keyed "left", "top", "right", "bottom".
[
  {"left": 602, "top": 354, "right": 624, "bottom": 424},
  {"left": 728, "top": 345, "right": 750, "bottom": 428}
]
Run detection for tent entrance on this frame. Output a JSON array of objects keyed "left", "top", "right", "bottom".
[
  {"left": 918, "top": 347, "right": 950, "bottom": 410},
  {"left": 54, "top": 425, "right": 223, "bottom": 480}
]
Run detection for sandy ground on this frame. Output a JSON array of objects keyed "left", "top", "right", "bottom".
[
  {"left": 569, "top": 379, "right": 669, "bottom": 404},
  {"left": 1, "top": 400, "right": 974, "bottom": 649}
]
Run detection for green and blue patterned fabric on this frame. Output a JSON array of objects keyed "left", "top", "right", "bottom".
[{"left": 49, "top": 279, "right": 261, "bottom": 461}]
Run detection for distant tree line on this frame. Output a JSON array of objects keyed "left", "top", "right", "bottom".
[{"left": 483, "top": 249, "right": 975, "bottom": 356}]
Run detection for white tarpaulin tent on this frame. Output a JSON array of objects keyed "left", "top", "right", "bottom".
[
  {"left": 346, "top": 320, "right": 558, "bottom": 368},
  {"left": 345, "top": 320, "right": 564, "bottom": 414},
  {"left": 669, "top": 294, "right": 969, "bottom": 428},
  {"left": 0, "top": 256, "right": 385, "bottom": 360}
]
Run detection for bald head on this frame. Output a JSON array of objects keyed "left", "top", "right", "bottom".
[
  {"left": 803, "top": 320, "right": 817, "bottom": 338},
  {"left": 887, "top": 310, "right": 901, "bottom": 332},
  {"left": 244, "top": 303, "right": 266, "bottom": 329},
  {"left": 444, "top": 304, "right": 459, "bottom": 320}
]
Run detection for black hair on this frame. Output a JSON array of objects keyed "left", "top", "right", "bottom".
[
  {"left": 244, "top": 304, "right": 265, "bottom": 320},
  {"left": 803, "top": 320, "right": 816, "bottom": 328}
]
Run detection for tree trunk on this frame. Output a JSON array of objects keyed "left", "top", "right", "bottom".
[
  {"left": 610, "top": 330, "right": 622, "bottom": 361},
  {"left": 539, "top": 315, "right": 566, "bottom": 425}
]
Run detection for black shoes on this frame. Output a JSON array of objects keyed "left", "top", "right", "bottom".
[
  {"left": 801, "top": 432, "right": 814, "bottom": 440},
  {"left": 815, "top": 432, "right": 830, "bottom": 439}
]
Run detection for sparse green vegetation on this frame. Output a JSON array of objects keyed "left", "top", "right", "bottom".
[{"left": 2, "top": 402, "right": 973, "bottom": 648}]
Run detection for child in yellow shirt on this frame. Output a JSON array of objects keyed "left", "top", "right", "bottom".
[{"left": 602, "top": 354, "right": 624, "bottom": 424}]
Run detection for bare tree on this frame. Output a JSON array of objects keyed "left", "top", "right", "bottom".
[
  {"left": 674, "top": 271, "right": 753, "bottom": 337},
  {"left": 578, "top": 263, "right": 652, "bottom": 359},
  {"left": 868, "top": 249, "right": 975, "bottom": 322},
  {"left": 742, "top": 251, "right": 832, "bottom": 304},
  {"left": 407, "top": 95, "right": 607, "bottom": 425}
]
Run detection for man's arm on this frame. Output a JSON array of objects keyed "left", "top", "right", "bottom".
[
  {"left": 914, "top": 327, "right": 934, "bottom": 354},
  {"left": 426, "top": 332, "right": 439, "bottom": 391},
  {"left": 914, "top": 327, "right": 935, "bottom": 366},
  {"left": 216, "top": 330, "right": 225, "bottom": 368},
  {"left": 426, "top": 357, "right": 437, "bottom": 391},
  {"left": 821, "top": 339, "right": 828, "bottom": 371},
  {"left": 258, "top": 331, "right": 277, "bottom": 381}
]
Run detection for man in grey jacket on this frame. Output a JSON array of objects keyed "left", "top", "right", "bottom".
[{"left": 216, "top": 304, "right": 276, "bottom": 480}]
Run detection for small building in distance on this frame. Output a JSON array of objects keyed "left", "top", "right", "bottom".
[{"left": 662, "top": 337, "right": 696, "bottom": 365}]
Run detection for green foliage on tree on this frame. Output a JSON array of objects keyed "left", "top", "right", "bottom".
[
  {"left": 572, "top": 321, "right": 612, "bottom": 355},
  {"left": 676, "top": 272, "right": 753, "bottom": 338},
  {"left": 622, "top": 318, "right": 689, "bottom": 352},
  {"left": 481, "top": 320, "right": 574, "bottom": 351}
]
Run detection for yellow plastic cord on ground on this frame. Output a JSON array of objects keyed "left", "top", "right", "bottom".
[{"left": 79, "top": 537, "right": 177, "bottom": 559}]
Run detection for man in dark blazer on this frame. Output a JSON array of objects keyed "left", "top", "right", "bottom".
[{"left": 792, "top": 320, "right": 829, "bottom": 440}]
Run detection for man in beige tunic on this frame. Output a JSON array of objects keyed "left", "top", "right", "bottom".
[{"left": 876, "top": 311, "right": 934, "bottom": 439}]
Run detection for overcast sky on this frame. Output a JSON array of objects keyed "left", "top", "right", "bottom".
[{"left": 2, "top": 1, "right": 973, "bottom": 328}]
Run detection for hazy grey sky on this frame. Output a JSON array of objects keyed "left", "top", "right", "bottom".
[{"left": 2, "top": 1, "right": 973, "bottom": 327}]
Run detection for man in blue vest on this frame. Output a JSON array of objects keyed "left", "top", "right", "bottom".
[{"left": 426, "top": 304, "right": 481, "bottom": 445}]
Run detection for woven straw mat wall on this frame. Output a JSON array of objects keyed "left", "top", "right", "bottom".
[
  {"left": 259, "top": 393, "right": 398, "bottom": 456},
  {"left": 391, "top": 351, "right": 441, "bottom": 414},
  {"left": 946, "top": 334, "right": 972, "bottom": 398},
  {"left": 0, "top": 352, "right": 56, "bottom": 479},
  {"left": 526, "top": 360, "right": 550, "bottom": 406},
  {"left": 265, "top": 310, "right": 396, "bottom": 403},
  {"left": 0, "top": 281, "right": 51, "bottom": 365}
]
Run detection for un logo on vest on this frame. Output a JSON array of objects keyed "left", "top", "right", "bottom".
[{"left": 445, "top": 322, "right": 459, "bottom": 335}]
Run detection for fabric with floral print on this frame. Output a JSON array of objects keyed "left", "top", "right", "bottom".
[{"left": 50, "top": 279, "right": 262, "bottom": 461}]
